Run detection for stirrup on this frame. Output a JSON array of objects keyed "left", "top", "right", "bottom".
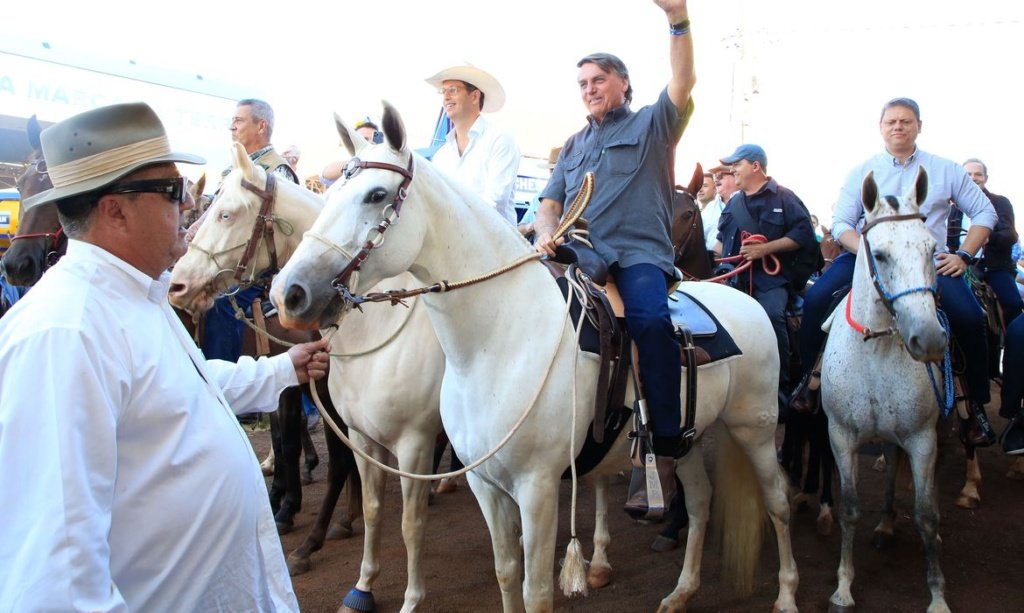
[{"left": 624, "top": 454, "right": 677, "bottom": 521}]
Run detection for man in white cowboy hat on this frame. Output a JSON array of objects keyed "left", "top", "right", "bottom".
[
  {"left": 0, "top": 102, "right": 327, "bottom": 612},
  {"left": 426, "top": 63, "right": 522, "bottom": 225},
  {"left": 534, "top": 0, "right": 695, "bottom": 520}
]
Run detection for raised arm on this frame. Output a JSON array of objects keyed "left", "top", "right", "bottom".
[{"left": 655, "top": 0, "right": 695, "bottom": 113}]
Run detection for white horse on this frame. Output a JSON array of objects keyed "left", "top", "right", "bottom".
[
  {"left": 820, "top": 168, "right": 951, "bottom": 613},
  {"left": 168, "top": 143, "right": 446, "bottom": 613},
  {"left": 270, "top": 103, "right": 799, "bottom": 613}
]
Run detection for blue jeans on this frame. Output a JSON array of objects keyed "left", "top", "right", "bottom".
[
  {"left": 984, "top": 268, "right": 1023, "bottom": 327},
  {"left": 201, "top": 286, "right": 264, "bottom": 362},
  {"left": 614, "top": 263, "right": 681, "bottom": 439},
  {"left": 1001, "top": 315, "right": 1024, "bottom": 418},
  {"left": 754, "top": 285, "right": 791, "bottom": 390},
  {"left": 798, "top": 252, "right": 856, "bottom": 373},
  {"left": 797, "top": 252, "right": 990, "bottom": 403}
]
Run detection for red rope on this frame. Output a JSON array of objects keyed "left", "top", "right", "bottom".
[
  {"left": 705, "top": 232, "right": 781, "bottom": 295},
  {"left": 844, "top": 291, "right": 867, "bottom": 336}
]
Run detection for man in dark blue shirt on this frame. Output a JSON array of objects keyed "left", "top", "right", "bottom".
[
  {"left": 714, "top": 144, "right": 816, "bottom": 393},
  {"left": 534, "top": 0, "right": 695, "bottom": 519}
]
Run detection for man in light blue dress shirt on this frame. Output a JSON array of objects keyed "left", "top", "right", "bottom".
[{"left": 792, "top": 98, "right": 998, "bottom": 446}]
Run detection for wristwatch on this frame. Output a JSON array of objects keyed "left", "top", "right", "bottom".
[{"left": 955, "top": 249, "right": 975, "bottom": 265}]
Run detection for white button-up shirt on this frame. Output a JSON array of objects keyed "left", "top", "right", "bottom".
[
  {"left": 432, "top": 115, "right": 521, "bottom": 225},
  {"left": 0, "top": 240, "right": 299, "bottom": 612}
]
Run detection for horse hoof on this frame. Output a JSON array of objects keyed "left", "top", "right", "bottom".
[
  {"left": 872, "top": 530, "right": 894, "bottom": 550},
  {"left": 300, "top": 469, "right": 314, "bottom": 485},
  {"left": 276, "top": 520, "right": 293, "bottom": 535},
  {"left": 339, "top": 587, "right": 376, "bottom": 613},
  {"left": 287, "top": 553, "right": 311, "bottom": 576},
  {"left": 586, "top": 563, "right": 613, "bottom": 589},
  {"left": 650, "top": 535, "right": 679, "bottom": 553},
  {"left": 326, "top": 521, "right": 354, "bottom": 540},
  {"left": 955, "top": 493, "right": 980, "bottom": 509},
  {"left": 828, "top": 603, "right": 854, "bottom": 613}
]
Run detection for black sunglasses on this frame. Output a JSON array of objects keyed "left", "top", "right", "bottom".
[{"left": 106, "top": 176, "right": 189, "bottom": 205}]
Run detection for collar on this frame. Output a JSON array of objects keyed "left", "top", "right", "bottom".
[
  {"left": 886, "top": 147, "right": 918, "bottom": 167},
  {"left": 744, "top": 177, "right": 778, "bottom": 198},
  {"left": 587, "top": 103, "right": 631, "bottom": 126},
  {"left": 66, "top": 239, "right": 171, "bottom": 304},
  {"left": 249, "top": 145, "right": 275, "bottom": 161},
  {"left": 446, "top": 115, "right": 487, "bottom": 143}
]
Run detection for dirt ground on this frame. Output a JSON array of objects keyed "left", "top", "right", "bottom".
[{"left": 249, "top": 408, "right": 1024, "bottom": 613}]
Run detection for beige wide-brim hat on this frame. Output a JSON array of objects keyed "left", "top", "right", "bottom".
[
  {"left": 425, "top": 64, "right": 506, "bottom": 113},
  {"left": 23, "top": 102, "right": 205, "bottom": 210},
  {"left": 543, "top": 146, "right": 563, "bottom": 170}
]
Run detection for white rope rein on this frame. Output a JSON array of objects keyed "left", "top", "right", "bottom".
[{"left": 308, "top": 285, "right": 575, "bottom": 481}]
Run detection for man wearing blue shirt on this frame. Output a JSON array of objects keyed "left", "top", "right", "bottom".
[
  {"left": 792, "top": 98, "right": 998, "bottom": 446},
  {"left": 713, "top": 144, "right": 816, "bottom": 395},
  {"left": 534, "top": 0, "right": 695, "bottom": 519}
]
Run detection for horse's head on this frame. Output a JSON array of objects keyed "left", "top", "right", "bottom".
[
  {"left": 859, "top": 167, "right": 947, "bottom": 362},
  {"left": 1, "top": 116, "right": 65, "bottom": 287},
  {"left": 169, "top": 143, "right": 320, "bottom": 314},
  {"left": 273, "top": 102, "right": 425, "bottom": 331}
]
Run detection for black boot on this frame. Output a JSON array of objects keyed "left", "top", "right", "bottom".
[
  {"left": 1000, "top": 412, "right": 1024, "bottom": 455},
  {"left": 959, "top": 401, "right": 997, "bottom": 448},
  {"left": 788, "top": 370, "right": 820, "bottom": 414}
]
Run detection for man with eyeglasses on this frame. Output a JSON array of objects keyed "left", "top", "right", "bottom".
[
  {"left": 425, "top": 64, "right": 521, "bottom": 225},
  {"left": 534, "top": 0, "right": 695, "bottom": 520},
  {"left": 0, "top": 102, "right": 327, "bottom": 612},
  {"left": 791, "top": 98, "right": 998, "bottom": 449}
]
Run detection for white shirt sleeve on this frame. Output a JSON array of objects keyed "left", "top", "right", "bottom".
[{"left": 204, "top": 353, "right": 299, "bottom": 414}]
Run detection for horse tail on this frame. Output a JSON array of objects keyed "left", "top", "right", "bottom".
[{"left": 712, "top": 420, "right": 766, "bottom": 596}]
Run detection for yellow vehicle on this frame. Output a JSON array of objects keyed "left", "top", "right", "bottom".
[{"left": 0, "top": 189, "right": 20, "bottom": 257}]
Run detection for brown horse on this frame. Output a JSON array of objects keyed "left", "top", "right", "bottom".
[{"left": 1, "top": 116, "right": 67, "bottom": 287}]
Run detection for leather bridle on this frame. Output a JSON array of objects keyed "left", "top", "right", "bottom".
[
  {"left": 189, "top": 173, "right": 284, "bottom": 293},
  {"left": 9, "top": 227, "right": 67, "bottom": 269},
  {"left": 310, "top": 155, "right": 414, "bottom": 295}
]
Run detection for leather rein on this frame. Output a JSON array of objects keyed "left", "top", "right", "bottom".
[{"left": 846, "top": 212, "right": 934, "bottom": 340}]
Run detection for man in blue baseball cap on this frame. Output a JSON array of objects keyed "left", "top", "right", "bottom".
[{"left": 713, "top": 143, "right": 817, "bottom": 403}]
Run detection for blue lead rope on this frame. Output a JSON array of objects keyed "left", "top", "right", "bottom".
[{"left": 925, "top": 309, "right": 955, "bottom": 417}]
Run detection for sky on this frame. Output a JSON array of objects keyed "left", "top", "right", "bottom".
[{"left": 6, "top": 0, "right": 1024, "bottom": 222}]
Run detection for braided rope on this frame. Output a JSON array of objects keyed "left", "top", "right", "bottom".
[{"left": 307, "top": 286, "right": 575, "bottom": 481}]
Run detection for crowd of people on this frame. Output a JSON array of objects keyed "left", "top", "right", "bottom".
[{"left": 1, "top": 0, "right": 1021, "bottom": 609}]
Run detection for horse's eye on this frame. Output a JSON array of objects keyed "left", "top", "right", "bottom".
[
  {"left": 873, "top": 251, "right": 887, "bottom": 263},
  {"left": 220, "top": 212, "right": 231, "bottom": 221},
  {"left": 366, "top": 189, "right": 388, "bottom": 204}
]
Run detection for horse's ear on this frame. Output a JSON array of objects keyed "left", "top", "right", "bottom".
[
  {"left": 232, "top": 142, "right": 259, "bottom": 185},
  {"left": 685, "top": 163, "right": 703, "bottom": 197},
  {"left": 910, "top": 167, "right": 928, "bottom": 206},
  {"left": 335, "top": 113, "right": 366, "bottom": 157},
  {"left": 380, "top": 101, "right": 407, "bottom": 152},
  {"left": 861, "top": 171, "right": 878, "bottom": 214},
  {"left": 192, "top": 173, "right": 206, "bottom": 200},
  {"left": 27, "top": 115, "right": 42, "bottom": 151}
]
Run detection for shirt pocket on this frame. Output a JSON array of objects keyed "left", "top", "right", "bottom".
[
  {"left": 561, "top": 150, "right": 586, "bottom": 192},
  {"left": 759, "top": 209, "right": 787, "bottom": 241},
  {"left": 603, "top": 136, "right": 640, "bottom": 176}
]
